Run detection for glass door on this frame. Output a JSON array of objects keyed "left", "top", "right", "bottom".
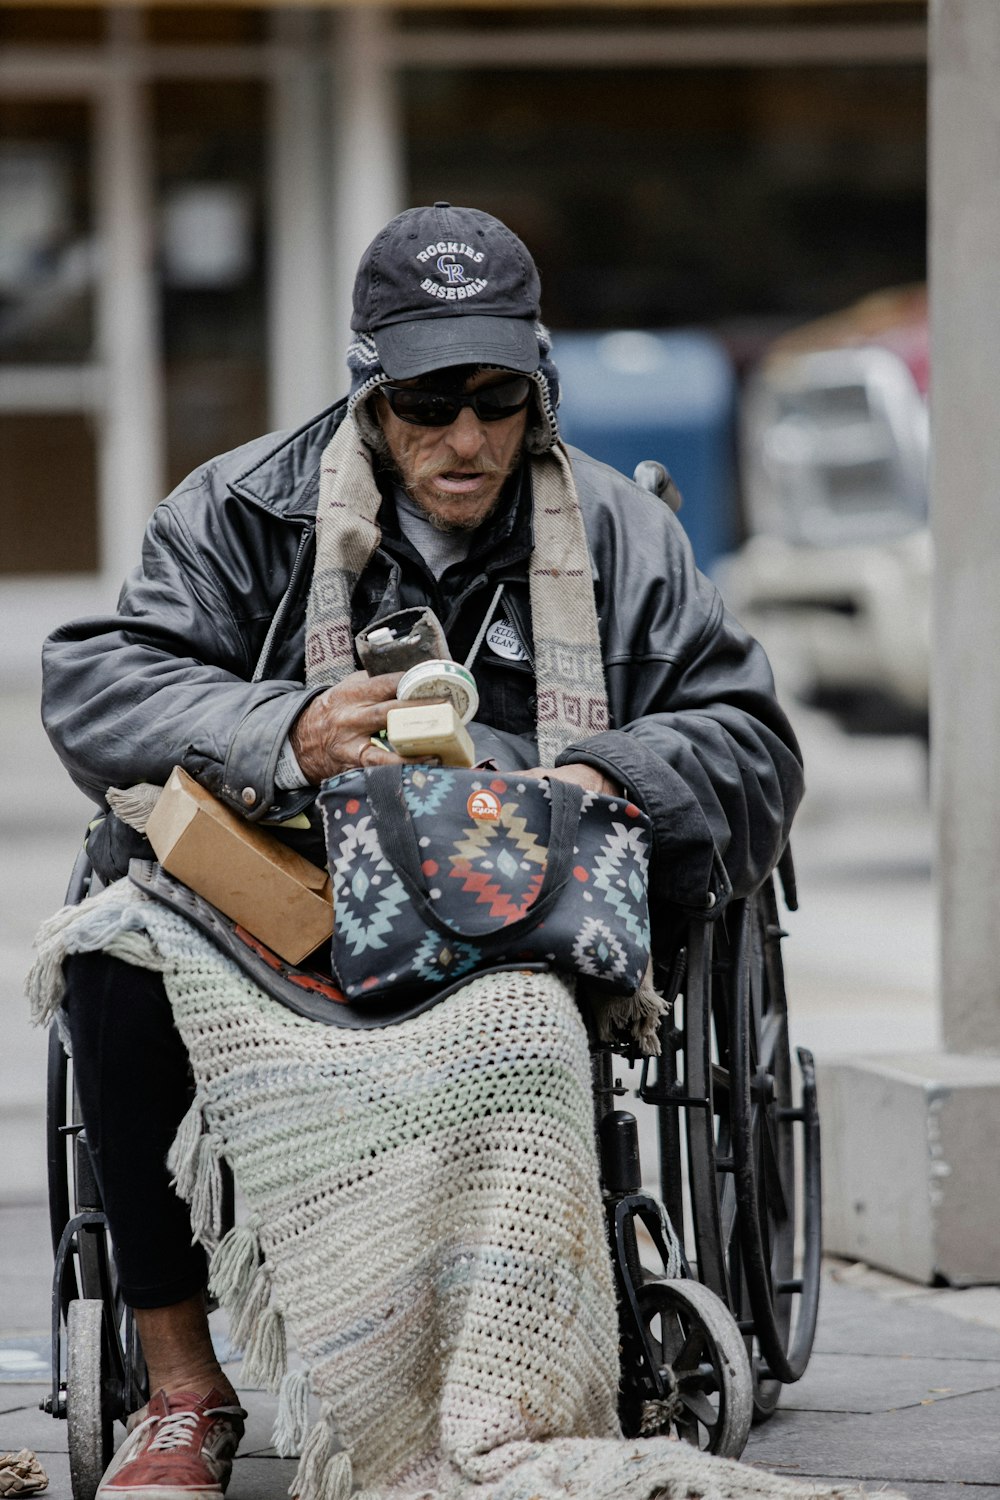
[{"left": 0, "top": 96, "right": 101, "bottom": 574}]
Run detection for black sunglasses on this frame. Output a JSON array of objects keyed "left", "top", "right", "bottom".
[{"left": 380, "top": 375, "right": 533, "bottom": 428}]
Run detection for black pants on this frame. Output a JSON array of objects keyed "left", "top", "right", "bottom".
[{"left": 62, "top": 952, "right": 207, "bottom": 1309}]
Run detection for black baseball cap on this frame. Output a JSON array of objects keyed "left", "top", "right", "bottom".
[{"left": 351, "top": 202, "right": 542, "bottom": 381}]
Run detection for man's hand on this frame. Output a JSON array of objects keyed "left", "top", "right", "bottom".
[
  {"left": 290, "top": 670, "right": 408, "bottom": 784},
  {"left": 521, "top": 763, "right": 622, "bottom": 798}
]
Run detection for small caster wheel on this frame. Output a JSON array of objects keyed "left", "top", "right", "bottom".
[
  {"left": 634, "top": 1278, "right": 753, "bottom": 1458},
  {"left": 752, "top": 1357, "right": 784, "bottom": 1424},
  {"left": 67, "top": 1299, "right": 113, "bottom": 1500}
]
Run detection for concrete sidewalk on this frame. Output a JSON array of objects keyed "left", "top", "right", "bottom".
[
  {"left": 3, "top": 680, "right": 999, "bottom": 1497},
  {"left": 4, "top": 1200, "right": 1000, "bottom": 1499}
]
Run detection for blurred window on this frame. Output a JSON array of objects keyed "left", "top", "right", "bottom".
[
  {"left": 153, "top": 79, "right": 268, "bottom": 488},
  {"left": 0, "top": 101, "right": 94, "bottom": 365},
  {"left": 397, "top": 5, "right": 926, "bottom": 34},
  {"left": 0, "top": 413, "right": 99, "bottom": 574},
  {"left": 0, "top": 99, "right": 98, "bottom": 575},
  {"left": 404, "top": 64, "right": 927, "bottom": 338},
  {"left": 143, "top": 7, "right": 267, "bottom": 43},
  {"left": 0, "top": 8, "right": 104, "bottom": 43}
]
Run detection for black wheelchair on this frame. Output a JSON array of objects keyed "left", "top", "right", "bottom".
[{"left": 43, "top": 841, "right": 821, "bottom": 1499}]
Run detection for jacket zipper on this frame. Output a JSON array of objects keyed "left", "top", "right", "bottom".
[{"left": 252, "top": 525, "right": 315, "bottom": 682}]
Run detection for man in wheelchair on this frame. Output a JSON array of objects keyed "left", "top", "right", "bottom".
[{"left": 38, "top": 204, "right": 804, "bottom": 1500}]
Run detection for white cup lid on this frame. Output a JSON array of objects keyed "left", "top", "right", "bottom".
[{"left": 397, "top": 659, "right": 479, "bottom": 724}]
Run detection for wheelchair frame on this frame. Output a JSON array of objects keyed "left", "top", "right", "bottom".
[
  {"left": 594, "top": 852, "right": 822, "bottom": 1438},
  {"left": 43, "top": 843, "right": 821, "bottom": 1498}
]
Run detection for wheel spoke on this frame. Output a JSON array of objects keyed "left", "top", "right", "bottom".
[
  {"left": 669, "top": 1322, "right": 707, "bottom": 1374},
  {"left": 678, "top": 1388, "right": 719, "bottom": 1429},
  {"left": 719, "top": 1175, "right": 739, "bottom": 1259},
  {"left": 674, "top": 1412, "right": 703, "bottom": 1447},
  {"left": 757, "top": 1106, "right": 790, "bottom": 1226},
  {"left": 757, "top": 1011, "right": 783, "bottom": 1073}
]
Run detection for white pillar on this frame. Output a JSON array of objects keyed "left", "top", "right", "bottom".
[
  {"left": 93, "top": 12, "right": 165, "bottom": 589},
  {"left": 930, "top": 0, "right": 1000, "bottom": 1055},
  {"left": 329, "top": 7, "right": 405, "bottom": 358},
  {"left": 818, "top": 0, "right": 1000, "bottom": 1286},
  {"left": 267, "top": 11, "right": 338, "bottom": 430}
]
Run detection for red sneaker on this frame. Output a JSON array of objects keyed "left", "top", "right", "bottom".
[{"left": 97, "top": 1388, "right": 246, "bottom": 1499}]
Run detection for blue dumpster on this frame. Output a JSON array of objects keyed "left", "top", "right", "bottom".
[{"left": 553, "top": 330, "right": 737, "bottom": 570}]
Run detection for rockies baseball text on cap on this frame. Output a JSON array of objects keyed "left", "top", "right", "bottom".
[{"left": 352, "top": 203, "right": 542, "bottom": 380}]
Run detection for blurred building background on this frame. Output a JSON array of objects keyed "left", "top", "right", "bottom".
[
  {"left": 8, "top": 0, "right": 1000, "bottom": 1292},
  {"left": 0, "top": 0, "right": 927, "bottom": 670}
]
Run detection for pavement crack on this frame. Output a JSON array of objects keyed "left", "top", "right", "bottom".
[
  {"left": 780, "top": 1380, "right": 1000, "bottom": 1417},
  {"left": 813, "top": 1348, "right": 1000, "bottom": 1364}
]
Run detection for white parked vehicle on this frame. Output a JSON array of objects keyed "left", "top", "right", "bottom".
[{"left": 717, "top": 337, "right": 930, "bottom": 737}]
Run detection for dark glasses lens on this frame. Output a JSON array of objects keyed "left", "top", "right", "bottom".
[{"left": 382, "top": 376, "right": 532, "bottom": 427}]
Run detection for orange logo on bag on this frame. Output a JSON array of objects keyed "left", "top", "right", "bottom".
[{"left": 467, "top": 789, "right": 502, "bottom": 822}]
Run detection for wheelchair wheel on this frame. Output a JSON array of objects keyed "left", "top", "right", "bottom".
[
  {"left": 670, "top": 878, "right": 821, "bottom": 1418},
  {"left": 67, "top": 1299, "right": 113, "bottom": 1500},
  {"left": 48, "top": 848, "right": 95, "bottom": 1271},
  {"left": 47, "top": 1024, "right": 77, "bottom": 1305},
  {"left": 627, "top": 1277, "right": 752, "bottom": 1458},
  {"left": 48, "top": 1029, "right": 148, "bottom": 1461}
]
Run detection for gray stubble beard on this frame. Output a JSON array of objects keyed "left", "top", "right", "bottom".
[{"left": 367, "top": 414, "right": 522, "bottom": 535}]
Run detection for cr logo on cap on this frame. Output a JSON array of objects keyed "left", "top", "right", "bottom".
[{"left": 437, "top": 255, "right": 468, "bottom": 286}]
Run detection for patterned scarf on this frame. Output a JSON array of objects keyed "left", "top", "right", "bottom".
[{"left": 304, "top": 413, "right": 610, "bottom": 768}]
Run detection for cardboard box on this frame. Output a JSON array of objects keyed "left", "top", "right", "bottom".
[{"left": 146, "top": 766, "right": 333, "bottom": 965}]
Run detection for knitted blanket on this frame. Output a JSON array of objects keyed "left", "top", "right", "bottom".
[{"left": 29, "top": 883, "right": 906, "bottom": 1500}]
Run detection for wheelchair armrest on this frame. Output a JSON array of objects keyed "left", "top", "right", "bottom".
[
  {"left": 65, "top": 843, "right": 98, "bottom": 906},
  {"left": 776, "top": 844, "right": 798, "bottom": 912}
]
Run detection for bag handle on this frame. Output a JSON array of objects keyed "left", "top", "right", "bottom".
[{"left": 364, "top": 766, "right": 584, "bottom": 954}]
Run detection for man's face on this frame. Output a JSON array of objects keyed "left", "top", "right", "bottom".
[{"left": 375, "top": 367, "right": 530, "bottom": 533}]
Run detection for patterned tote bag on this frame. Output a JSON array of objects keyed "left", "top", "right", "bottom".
[{"left": 319, "top": 765, "right": 652, "bottom": 1004}]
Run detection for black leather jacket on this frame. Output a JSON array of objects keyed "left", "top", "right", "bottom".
[{"left": 42, "top": 401, "right": 803, "bottom": 915}]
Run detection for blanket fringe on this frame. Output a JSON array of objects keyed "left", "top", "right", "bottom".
[
  {"left": 209, "top": 1224, "right": 261, "bottom": 1306},
  {"left": 26, "top": 904, "right": 89, "bottom": 1027},
  {"left": 229, "top": 1259, "right": 272, "bottom": 1350},
  {"left": 242, "top": 1299, "right": 287, "bottom": 1392},
  {"left": 213, "top": 1246, "right": 287, "bottom": 1392},
  {"left": 206, "top": 1215, "right": 288, "bottom": 1390},
  {"left": 189, "top": 1134, "right": 225, "bottom": 1246},
  {"left": 167, "top": 1091, "right": 227, "bottom": 1246},
  {"left": 597, "top": 958, "right": 667, "bottom": 1056},
  {"left": 25, "top": 882, "right": 162, "bottom": 1029},
  {"left": 289, "top": 1411, "right": 352, "bottom": 1500},
  {"left": 106, "top": 782, "right": 163, "bottom": 834},
  {"left": 273, "top": 1369, "right": 312, "bottom": 1457},
  {"left": 167, "top": 1091, "right": 208, "bottom": 1197}
]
